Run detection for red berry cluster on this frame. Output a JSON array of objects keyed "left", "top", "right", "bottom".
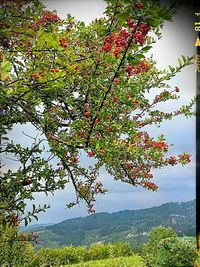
[
  {"left": 51, "top": 69, "right": 60, "bottom": 73},
  {"left": 168, "top": 156, "right": 177, "bottom": 165},
  {"left": 59, "top": 37, "right": 68, "bottom": 48},
  {"left": 133, "top": 32, "right": 145, "bottom": 45},
  {"left": 103, "top": 29, "right": 131, "bottom": 58},
  {"left": 143, "top": 181, "right": 158, "bottom": 191},
  {"left": 38, "top": 11, "right": 60, "bottom": 24},
  {"left": 71, "top": 156, "right": 78, "bottom": 164},
  {"left": 135, "top": 2, "right": 144, "bottom": 9},
  {"left": 102, "top": 42, "right": 112, "bottom": 53},
  {"left": 87, "top": 151, "right": 96, "bottom": 157},
  {"left": 126, "top": 18, "right": 136, "bottom": 29},
  {"left": 29, "top": 11, "right": 60, "bottom": 29},
  {"left": 140, "top": 23, "right": 150, "bottom": 35},
  {"left": 125, "top": 60, "right": 149, "bottom": 76},
  {"left": 152, "top": 141, "right": 168, "bottom": 152},
  {"left": 178, "top": 153, "right": 191, "bottom": 163},
  {"left": 31, "top": 73, "right": 40, "bottom": 79},
  {"left": 133, "top": 23, "right": 150, "bottom": 46}
]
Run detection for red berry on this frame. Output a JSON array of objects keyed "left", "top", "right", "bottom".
[
  {"left": 51, "top": 69, "right": 60, "bottom": 73},
  {"left": 114, "top": 79, "right": 120, "bottom": 85},
  {"left": 84, "top": 111, "right": 91, "bottom": 117},
  {"left": 107, "top": 115, "right": 111, "bottom": 120},
  {"left": 135, "top": 2, "right": 144, "bottom": 9},
  {"left": 113, "top": 96, "right": 119, "bottom": 103},
  {"left": 31, "top": 73, "right": 40, "bottom": 78},
  {"left": 101, "top": 149, "right": 105, "bottom": 155},
  {"left": 87, "top": 151, "right": 95, "bottom": 157},
  {"left": 134, "top": 32, "right": 145, "bottom": 46},
  {"left": 71, "top": 156, "right": 78, "bottom": 164},
  {"left": 175, "top": 86, "right": 180, "bottom": 92},
  {"left": 103, "top": 43, "right": 112, "bottom": 52}
]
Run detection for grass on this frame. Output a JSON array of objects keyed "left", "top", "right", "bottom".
[{"left": 64, "top": 255, "right": 145, "bottom": 267}]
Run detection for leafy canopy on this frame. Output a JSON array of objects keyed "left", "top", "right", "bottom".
[{"left": 0, "top": 0, "right": 195, "bottom": 224}]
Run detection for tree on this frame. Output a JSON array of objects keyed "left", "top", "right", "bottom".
[
  {"left": 0, "top": 0, "right": 195, "bottom": 224},
  {"left": 141, "top": 226, "right": 198, "bottom": 267}
]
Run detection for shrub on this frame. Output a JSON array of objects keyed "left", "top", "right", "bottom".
[
  {"left": 31, "top": 248, "right": 62, "bottom": 267},
  {"left": 107, "top": 243, "right": 133, "bottom": 258},
  {"left": 60, "top": 246, "right": 89, "bottom": 264},
  {"left": 31, "top": 242, "right": 134, "bottom": 266},
  {"left": 88, "top": 243, "right": 110, "bottom": 261}
]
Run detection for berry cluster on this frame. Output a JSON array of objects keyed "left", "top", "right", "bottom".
[
  {"left": 135, "top": 2, "right": 145, "bottom": 9},
  {"left": 125, "top": 60, "right": 149, "bottom": 76},
  {"left": 31, "top": 73, "right": 40, "bottom": 79},
  {"left": 38, "top": 11, "right": 60, "bottom": 24},
  {"left": 103, "top": 29, "right": 131, "bottom": 58},
  {"left": 168, "top": 156, "right": 177, "bottom": 165},
  {"left": 87, "top": 151, "right": 96, "bottom": 157},
  {"left": 133, "top": 32, "right": 145, "bottom": 45},
  {"left": 126, "top": 18, "right": 136, "bottom": 29},
  {"left": 143, "top": 181, "right": 158, "bottom": 191},
  {"left": 178, "top": 153, "right": 191, "bottom": 164},
  {"left": 133, "top": 23, "right": 150, "bottom": 45},
  {"left": 59, "top": 37, "right": 68, "bottom": 48},
  {"left": 29, "top": 11, "right": 60, "bottom": 29},
  {"left": 152, "top": 141, "right": 168, "bottom": 152}
]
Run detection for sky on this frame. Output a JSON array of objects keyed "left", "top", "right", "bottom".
[{"left": 5, "top": 1, "right": 196, "bottom": 224}]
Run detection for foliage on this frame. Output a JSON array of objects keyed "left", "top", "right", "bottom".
[
  {"left": 0, "top": 0, "right": 195, "bottom": 224},
  {"left": 141, "top": 226, "right": 198, "bottom": 267},
  {"left": 141, "top": 226, "right": 177, "bottom": 252},
  {"left": 0, "top": 216, "right": 35, "bottom": 267},
  {"left": 65, "top": 255, "right": 145, "bottom": 267},
  {"left": 31, "top": 242, "right": 133, "bottom": 266}
]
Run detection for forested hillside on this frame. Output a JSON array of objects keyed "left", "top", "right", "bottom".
[{"left": 23, "top": 200, "right": 195, "bottom": 249}]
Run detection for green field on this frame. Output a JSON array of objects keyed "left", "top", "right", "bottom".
[{"left": 66, "top": 255, "right": 145, "bottom": 267}]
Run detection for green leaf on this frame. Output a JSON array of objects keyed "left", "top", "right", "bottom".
[
  {"left": 1, "top": 60, "right": 12, "bottom": 81},
  {"left": 169, "top": 65, "right": 175, "bottom": 72},
  {"left": 116, "top": 13, "right": 129, "bottom": 26},
  {"left": 141, "top": 46, "right": 152, "bottom": 52},
  {"left": 105, "top": 55, "right": 117, "bottom": 64},
  {"left": 178, "top": 58, "right": 183, "bottom": 67}
]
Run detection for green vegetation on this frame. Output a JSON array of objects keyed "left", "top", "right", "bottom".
[
  {"left": 1, "top": 225, "right": 198, "bottom": 266},
  {"left": 141, "top": 226, "right": 198, "bottom": 267},
  {"left": 0, "top": 222, "right": 35, "bottom": 267},
  {"left": 66, "top": 255, "right": 145, "bottom": 267},
  {"left": 23, "top": 200, "right": 195, "bottom": 250},
  {"left": 31, "top": 243, "right": 133, "bottom": 266}
]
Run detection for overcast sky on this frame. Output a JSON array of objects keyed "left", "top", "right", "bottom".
[{"left": 8, "top": 1, "right": 196, "bottom": 224}]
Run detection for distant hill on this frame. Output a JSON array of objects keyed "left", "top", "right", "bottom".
[{"left": 24, "top": 199, "right": 196, "bottom": 249}]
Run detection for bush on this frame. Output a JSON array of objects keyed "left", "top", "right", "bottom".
[
  {"left": 107, "top": 243, "right": 133, "bottom": 258},
  {"left": 31, "top": 248, "right": 63, "bottom": 267},
  {"left": 31, "top": 242, "right": 134, "bottom": 266},
  {"left": 60, "top": 246, "right": 89, "bottom": 264},
  {"left": 88, "top": 243, "right": 110, "bottom": 261}
]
